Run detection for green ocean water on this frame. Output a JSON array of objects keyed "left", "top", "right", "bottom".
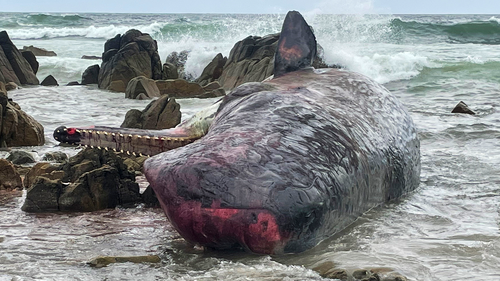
[{"left": 0, "top": 13, "right": 499, "bottom": 281}]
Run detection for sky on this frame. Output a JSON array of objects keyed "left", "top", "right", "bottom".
[{"left": 2, "top": 0, "right": 500, "bottom": 14}]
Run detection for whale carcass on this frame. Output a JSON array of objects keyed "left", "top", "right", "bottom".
[{"left": 54, "top": 11, "right": 420, "bottom": 255}]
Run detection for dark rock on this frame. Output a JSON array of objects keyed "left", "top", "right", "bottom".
[
  {"left": 61, "top": 148, "right": 134, "bottom": 183},
  {"left": 165, "top": 50, "right": 190, "bottom": 80},
  {"left": 22, "top": 177, "right": 62, "bottom": 212},
  {"left": 120, "top": 109, "right": 143, "bottom": 129},
  {"left": 452, "top": 101, "right": 475, "bottom": 115},
  {"left": 121, "top": 95, "right": 181, "bottom": 130},
  {"left": 156, "top": 79, "right": 206, "bottom": 98},
  {"left": 104, "top": 34, "right": 121, "bottom": 54},
  {"left": 81, "top": 55, "right": 101, "bottom": 60},
  {"left": 1, "top": 100, "right": 45, "bottom": 146},
  {"left": 66, "top": 81, "right": 80, "bottom": 86},
  {"left": 0, "top": 31, "right": 39, "bottom": 85},
  {"left": 41, "top": 75, "right": 59, "bottom": 86},
  {"left": 98, "top": 29, "right": 162, "bottom": 92},
  {"left": 42, "top": 151, "right": 68, "bottom": 163},
  {"left": 24, "top": 162, "right": 62, "bottom": 188},
  {"left": 196, "top": 53, "right": 227, "bottom": 87},
  {"left": 218, "top": 32, "right": 338, "bottom": 91},
  {"left": 6, "top": 150, "right": 35, "bottom": 165},
  {"left": 125, "top": 76, "right": 160, "bottom": 99},
  {"left": 161, "top": 62, "right": 179, "bottom": 80},
  {"left": 142, "top": 185, "right": 160, "bottom": 207},
  {"left": 21, "top": 45, "right": 57, "bottom": 56},
  {"left": 81, "top": 64, "right": 100, "bottom": 85},
  {"left": 218, "top": 34, "right": 279, "bottom": 91},
  {"left": 5, "top": 82, "right": 17, "bottom": 91},
  {"left": 21, "top": 51, "right": 39, "bottom": 74},
  {"left": 22, "top": 148, "right": 142, "bottom": 213},
  {"left": 0, "top": 158, "right": 22, "bottom": 190}
]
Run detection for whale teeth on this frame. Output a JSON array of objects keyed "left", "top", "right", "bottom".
[
  {"left": 120, "top": 150, "right": 124, "bottom": 153},
  {"left": 139, "top": 153, "right": 143, "bottom": 156},
  {"left": 153, "top": 137, "right": 160, "bottom": 140},
  {"left": 105, "top": 147, "right": 108, "bottom": 151},
  {"left": 132, "top": 152, "right": 137, "bottom": 156},
  {"left": 146, "top": 136, "right": 151, "bottom": 139},
  {"left": 76, "top": 129, "right": 81, "bottom": 133},
  {"left": 104, "top": 132, "right": 108, "bottom": 135},
  {"left": 161, "top": 137, "right": 166, "bottom": 141},
  {"left": 63, "top": 128, "right": 67, "bottom": 132},
  {"left": 119, "top": 134, "right": 124, "bottom": 137},
  {"left": 128, "top": 134, "right": 133, "bottom": 138},
  {"left": 113, "top": 148, "right": 117, "bottom": 152},
  {"left": 112, "top": 133, "right": 116, "bottom": 136},
  {"left": 127, "top": 151, "right": 130, "bottom": 155}
]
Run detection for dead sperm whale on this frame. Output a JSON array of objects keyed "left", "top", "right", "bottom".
[{"left": 54, "top": 11, "right": 420, "bottom": 255}]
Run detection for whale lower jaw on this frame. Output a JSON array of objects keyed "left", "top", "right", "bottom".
[{"left": 162, "top": 200, "right": 290, "bottom": 255}]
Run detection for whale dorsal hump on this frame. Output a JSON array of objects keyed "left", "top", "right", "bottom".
[{"left": 274, "top": 11, "right": 317, "bottom": 78}]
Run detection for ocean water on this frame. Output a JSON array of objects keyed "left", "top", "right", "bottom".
[{"left": 0, "top": 12, "right": 500, "bottom": 281}]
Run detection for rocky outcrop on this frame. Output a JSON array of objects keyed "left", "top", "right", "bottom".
[
  {"left": 125, "top": 76, "right": 160, "bottom": 99},
  {"left": 0, "top": 31, "right": 39, "bottom": 85},
  {"left": 81, "top": 55, "right": 101, "bottom": 60},
  {"left": 218, "top": 34, "right": 279, "bottom": 91},
  {"left": 155, "top": 79, "right": 224, "bottom": 99},
  {"left": 0, "top": 158, "right": 22, "bottom": 190},
  {"left": 6, "top": 150, "right": 36, "bottom": 165},
  {"left": 41, "top": 75, "right": 58, "bottom": 86},
  {"left": 452, "top": 101, "right": 475, "bottom": 115},
  {"left": 218, "top": 33, "right": 336, "bottom": 91},
  {"left": 42, "top": 151, "right": 68, "bottom": 163},
  {"left": 24, "top": 162, "right": 62, "bottom": 188},
  {"left": 196, "top": 53, "right": 227, "bottom": 87},
  {"left": 21, "top": 51, "right": 39, "bottom": 74},
  {"left": 0, "top": 97, "right": 44, "bottom": 147},
  {"left": 121, "top": 95, "right": 181, "bottom": 130},
  {"left": 98, "top": 30, "right": 162, "bottom": 92},
  {"left": 21, "top": 45, "right": 57, "bottom": 56},
  {"left": 22, "top": 148, "right": 142, "bottom": 212},
  {"left": 164, "top": 50, "right": 190, "bottom": 80},
  {"left": 81, "top": 64, "right": 100, "bottom": 85}
]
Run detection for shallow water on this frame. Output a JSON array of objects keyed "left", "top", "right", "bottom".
[{"left": 1, "top": 13, "right": 500, "bottom": 281}]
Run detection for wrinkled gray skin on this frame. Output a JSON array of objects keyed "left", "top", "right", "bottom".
[{"left": 144, "top": 67, "right": 421, "bottom": 254}]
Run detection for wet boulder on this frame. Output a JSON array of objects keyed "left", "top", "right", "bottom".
[
  {"left": 24, "top": 162, "right": 63, "bottom": 188},
  {"left": 21, "top": 45, "right": 57, "bottom": 56},
  {"left": 0, "top": 31, "right": 39, "bottom": 85},
  {"left": 218, "top": 33, "right": 279, "bottom": 91},
  {"left": 196, "top": 53, "right": 227, "bottom": 87},
  {"left": 21, "top": 51, "right": 39, "bottom": 74},
  {"left": 121, "top": 95, "right": 181, "bottom": 130},
  {"left": 1, "top": 99, "right": 44, "bottom": 147},
  {"left": 81, "top": 64, "right": 100, "bottom": 85},
  {"left": 164, "top": 50, "right": 190, "bottom": 80},
  {"left": 42, "top": 151, "right": 68, "bottom": 163},
  {"left": 218, "top": 32, "right": 338, "bottom": 91},
  {"left": 452, "top": 101, "right": 475, "bottom": 115},
  {"left": 0, "top": 158, "right": 22, "bottom": 190},
  {"left": 22, "top": 148, "right": 142, "bottom": 212},
  {"left": 125, "top": 76, "right": 160, "bottom": 99},
  {"left": 155, "top": 79, "right": 223, "bottom": 98},
  {"left": 6, "top": 150, "right": 36, "bottom": 165},
  {"left": 41, "top": 75, "right": 59, "bottom": 86},
  {"left": 98, "top": 29, "right": 162, "bottom": 92}
]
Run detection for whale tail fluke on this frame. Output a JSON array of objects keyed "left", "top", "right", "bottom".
[{"left": 273, "top": 11, "right": 317, "bottom": 78}]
